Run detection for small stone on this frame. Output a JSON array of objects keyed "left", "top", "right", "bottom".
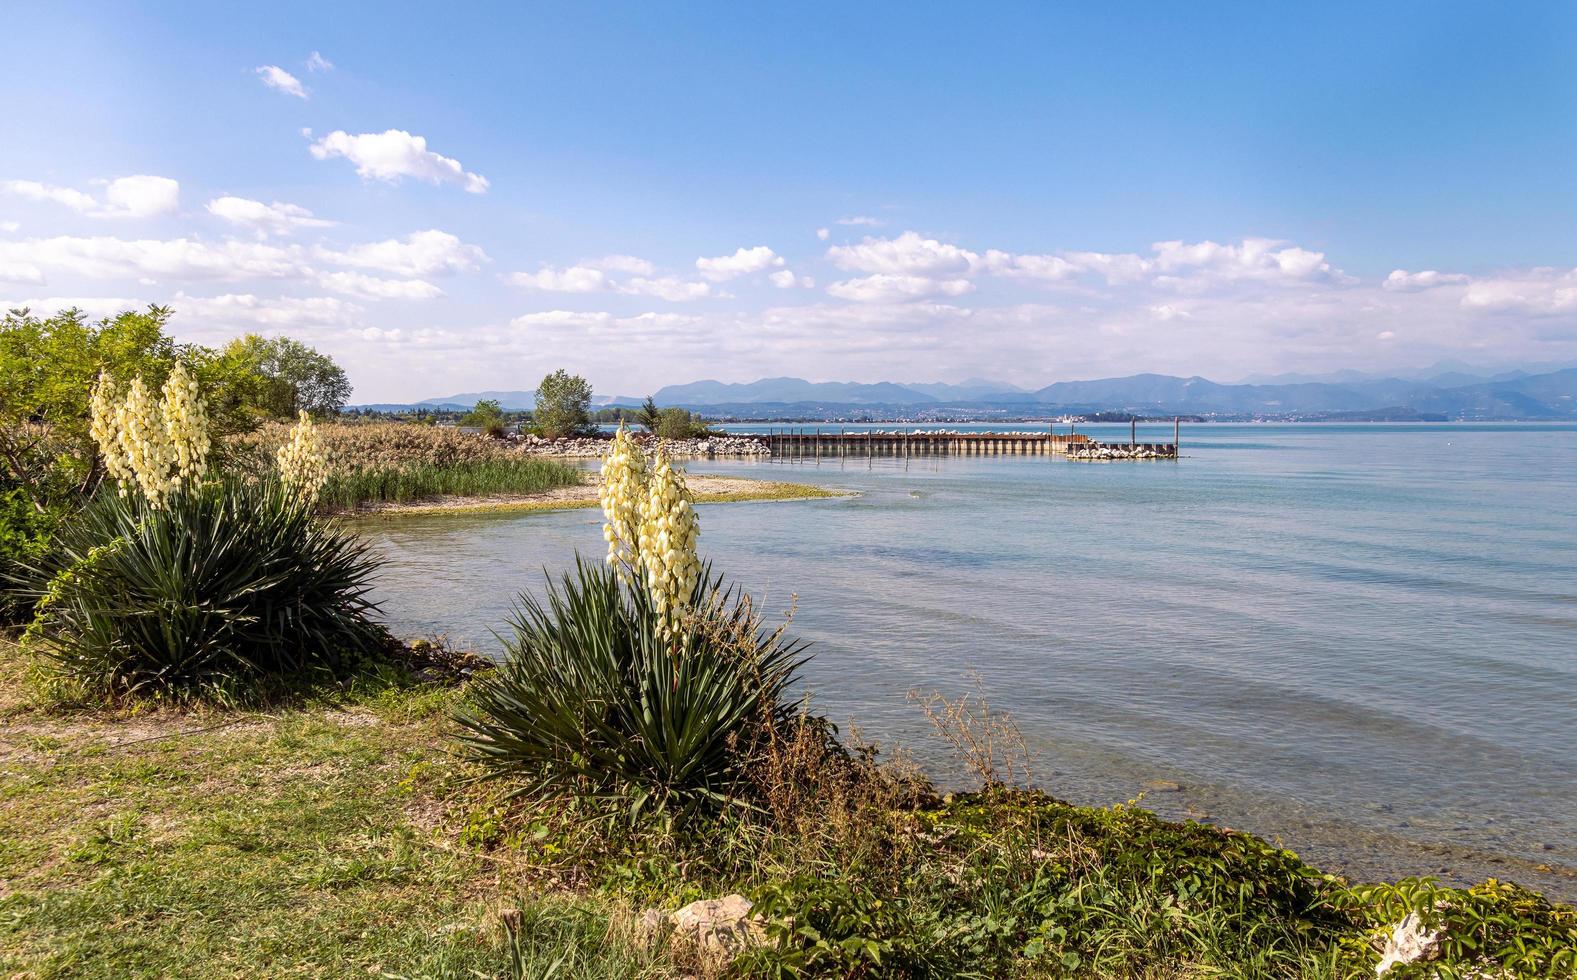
[
  {"left": 1143, "top": 779, "right": 1183, "bottom": 793},
  {"left": 667, "top": 894, "right": 765, "bottom": 960},
  {"left": 1376, "top": 911, "right": 1444, "bottom": 975}
]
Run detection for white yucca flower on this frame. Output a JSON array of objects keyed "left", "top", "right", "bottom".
[
  {"left": 89, "top": 364, "right": 211, "bottom": 507},
  {"left": 598, "top": 426, "right": 702, "bottom": 634},
  {"left": 161, "top": 361, "right": 210, "bottom": 484},
  {"left": 277, "top": 410, "right": 330, "bottom": 505},
  {"left": 636, "top": 452, "right": 701, "bottom": 635},
  {"left": 598, "top": 425, "right": 648, "bottom": 580},
  {"left": 89, "top": 372, "right": 135, "bottom": 489}
]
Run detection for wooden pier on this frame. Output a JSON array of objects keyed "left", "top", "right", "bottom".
[
  {"left": 762, "top": 430, "right": 1093, "bottom": 457},
  {"left": 760, "top": 422, "right": 1180, "bottom": 460}
]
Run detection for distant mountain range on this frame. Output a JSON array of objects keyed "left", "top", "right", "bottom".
[{"left": 354, "top": 366, "right": 1577, "bottom": 420}]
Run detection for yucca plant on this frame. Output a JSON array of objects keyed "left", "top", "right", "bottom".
[
  {"left": 454, "top": 557, "right": 809, "bottom": 816},
  {"left": 19, "top": 477, "right": 386, "bottom": 697}
]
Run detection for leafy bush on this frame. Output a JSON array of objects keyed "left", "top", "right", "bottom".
[
  {"left": 0, "top": 487, "right": 63, "bottom": 624},
  {"left": 20, "top": 478, "right": 385, "bottom": 698},
  {"left": 454, "top": 558, "right": 808, "bottom": 816},
  {"left": 655, "top": 406, "right": 711, "bottom": 440},
  {"left": 1341, "top": 877, "right": 1577, "bottom": 978},
  {"left": 744, "top": 792, "right": 1353, "bottom": 978}
]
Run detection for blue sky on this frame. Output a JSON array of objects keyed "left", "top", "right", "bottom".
[{"left": 3, "top": 2, "right": 1575, "bottom": 401}]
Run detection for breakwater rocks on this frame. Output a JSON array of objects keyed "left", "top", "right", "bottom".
[
  {"left": 517, "top": 433, "right": 770, "bottom": 459},
  {"left": 1065, "top": 442, "right": 1178, "bottom": 460}
]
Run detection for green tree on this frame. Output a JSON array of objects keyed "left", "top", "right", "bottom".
[
  {"left": 460, "top": 399, "right": 507, "bottom": 438},
  {"left": 219, "top": 334, "right": 352, "bottom": 418},
  {"left": 0, "top": 305, "right": 182, "bottom": 500},
  {"left": 534, "top": 370, "right": 593, "bottom": 438},
  {"left": 655, "top": 407, "right": 708, "bottom": 440},
  {"left": 638, "top": 395, "right": 661, "bottom": 433}
]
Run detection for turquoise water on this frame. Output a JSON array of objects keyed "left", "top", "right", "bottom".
[{"left": 358, "top": 423, "right": 1577, "bottom": 897}]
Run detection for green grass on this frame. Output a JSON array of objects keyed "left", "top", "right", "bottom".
[
  {"left": 0, "top": 648, "right": 675, "bottom": 979},
  {"left": 320, "top": 458, "right": 584, "bottom": 511},
  {"left": 3, "top": 643, "right": 1570, "bottom": 978}
]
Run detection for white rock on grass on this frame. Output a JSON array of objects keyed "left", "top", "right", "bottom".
[
  {"left": 666, "top": 894, "right": 766, "bottom": 960},
  {"left": 1376, "top": 911, "right": 1444, "bottom": 974}
]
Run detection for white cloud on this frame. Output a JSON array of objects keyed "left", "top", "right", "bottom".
[
  {"left": 816, "top": 227, "right": 829, "bottom": 241},
  {"left": 0, "top": 235, "right": 306, "bottom": 282},
  {"left": 588, "top": 254, "right": 656, "bottom": 275},
  {"left": 100, "top": 176, "right": 181, "bottom": 218},
  {"left": 206, "top": 196, "right": 334, "bottom": 236},
  {"left": 826, "top": 231, "right": 979, "bottom": 276},
  {"left": 168, "top": 292, "right": 360, "bottom": 330},
  {"left": 1062, "top": 250, "right": 1153, "bottom": 285},
  {"left": 1150, "top": 304, "right": 1192, "bottom": 321},
  {"left": 1384, "top": 269, "right": 1471, "bottom": 291},
  {"left": 769, "top": 269, "right": 814, "bottom": 289},
  {"left": 0, "top": 221, "right": 18, "bottom": 233},
  {"left": 256, "top": 65, "right": 307, "bottom": 98},
  {"left": 510, "top": 256, "right": 714, "bottom": 300},
  {"left": 511, "top": 309, "right": 614, "bottom": 329},
  {"left": 316, "top": 270, "right": 442, "bottom": 300},
  {"left": 1377, "top": 330, "right": 1397, "bottom": 340},
  {"left": 826, "top": 273, "right": 974, "bottom": 303},
  {"left": 981, "top": 249, "right": 1077, "bottom": 281},
  {"left": 306, "top": 51, "right": 333, "bottom": 72},
  {"left": 318, "top": 229, "right": 486, "bottom": 277},
  {"left": 1460, "top": 270, "right": 1577, "bottom": 315},
  {"left": 696, "top": 245, "right": 784, "bottom": 281},
  {"left": 510, "top": 264, "right": 609, "bottom": 293},
  {"left": 835, "top": 215, "right": 883, "bottom": 227},
  {"left": 621, "top": 276, "right": 715, "bottom": 301},
  {"left": 3, "top": 176, "right": 179, "bottom": 219},
  {"left": 308, "top": 129, "right": 489, "bottom": 193},
  {"left": 510, "top": 309, "right": 704, "bottom": 338},
  {"left": 3, "top": 180, "right": 98, "bottom": 212},
  {"left": 0, "top": 295, "right": 142, "bottom": 317},
  {"left": 1149, "top": 238, "right": 1341, "bottom": 287}
]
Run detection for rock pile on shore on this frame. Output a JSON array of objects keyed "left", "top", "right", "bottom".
[
  {"left": 1065, "top": 443, "right": 1176, "bottom": 460},
  {"left": 516, "top": 433, "right": 770, "bottom": 459}
]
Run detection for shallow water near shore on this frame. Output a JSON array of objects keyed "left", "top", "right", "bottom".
[{"left": 359, "top": 422, "right": 1577, "bottom": 900}]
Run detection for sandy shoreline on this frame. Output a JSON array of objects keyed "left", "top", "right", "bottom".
[{"left": 341, "top": 474, "right": 846, "bottom": 517}]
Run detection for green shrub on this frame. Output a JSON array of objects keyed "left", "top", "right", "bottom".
[
  {"left": 1, "top": 487, "right": 63, "bottom": 624},
  {"left": 655, "top": 406, "right": 710, "bottom": 440},
  {"left": 454, "top": 558, "right": 808, "bottom": 816},
  {"left": 1340, "top": 877, "right": 1577, "bottom": 978},
  {"left": 20, "top": 478, "right": 385, "bottom": 698}
]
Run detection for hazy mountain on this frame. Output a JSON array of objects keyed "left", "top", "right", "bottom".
[
  {"left": 1408, "top": 368, "right": 1577, "bottom": 419},
  {"left": 653, "top": 377, "right": 939, "bottom": 405},
  {"left": 365, "top": 366, "right": 1577, "bottom": 420},
  {"left": 900, "top": 378, "right": 1032, "bottom": 401},
  {"left": 414, "top": 390, "right": 636, "bottom": 410}
]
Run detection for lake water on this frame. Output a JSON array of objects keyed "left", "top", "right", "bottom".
[{"left": 357, "top": 423, "right": 1577, "bottom": 899}]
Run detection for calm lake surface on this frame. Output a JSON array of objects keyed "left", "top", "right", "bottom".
[{"left": 359, "top": 423, "right": 1577, "bottom": 898}]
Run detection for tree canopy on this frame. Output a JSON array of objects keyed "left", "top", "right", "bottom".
[
  {"left": 461, "top": 399, "right": 507, "bottom": 437},
  {"left": 534, "top": 369, "right": 593, "bottom": 438},
  {"left": 218, "top": 334, "right": 353, "bottom": 418}
]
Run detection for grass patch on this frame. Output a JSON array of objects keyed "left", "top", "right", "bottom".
[
  {"left": 321, "top": 458, "right": 584, "bottom": 511},
  {"left": 4, "top": 644, "right": 1570, "bottom": 978}
]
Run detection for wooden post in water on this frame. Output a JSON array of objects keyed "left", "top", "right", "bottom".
[
  {"left": 1131, "top": 418, "right": 1136, "bottom": 448},
  {"left": 1174, "top": 416, "right": 1180, "bottom": 455}
]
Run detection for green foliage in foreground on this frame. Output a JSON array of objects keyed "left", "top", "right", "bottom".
[
  {"left": 455, "top": 558, "right": 808, "bottom": 817},
  {"left": 18, "top": 479, "right": 385, "bottom": 699},
  {"left": 1, "top": 642, "right": 1571, "bottom": 979},
  {"left": 319, "top": 457, "right": 583, "bottom": 510}
]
